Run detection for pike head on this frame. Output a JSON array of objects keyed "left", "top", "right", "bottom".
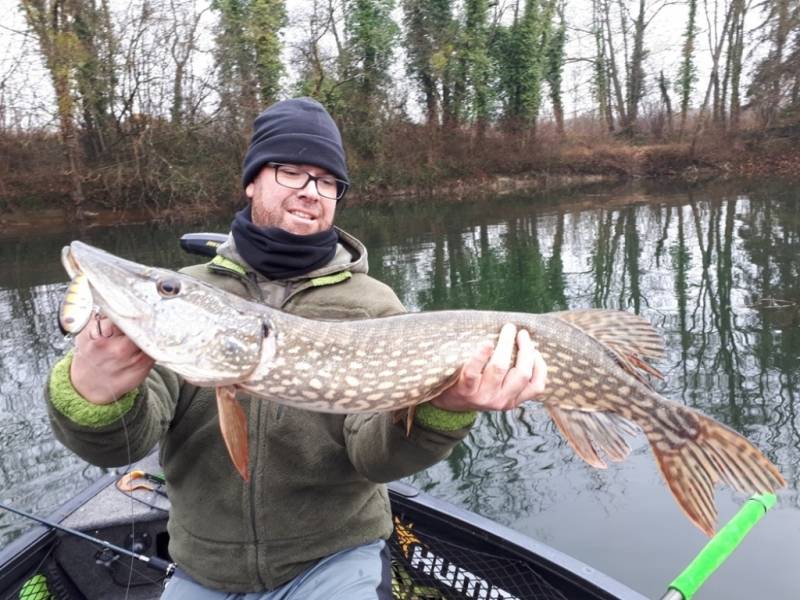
[{"left": 64, "top": 241, "right": 271, "bottom": 387}]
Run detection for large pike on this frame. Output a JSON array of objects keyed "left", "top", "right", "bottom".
[{"left": 61, "top": 241, "right": 785, "bottom": 536}]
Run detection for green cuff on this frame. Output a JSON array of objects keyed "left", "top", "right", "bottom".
[
  {"left": 48, "top": 351, "right": 138, "bottom": 427},
  {"left": 414, "top": 403, "right": 477, "bottom": 431}
]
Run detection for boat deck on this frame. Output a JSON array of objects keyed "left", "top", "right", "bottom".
[{"left": 2, "top": 452, "right": 648, "bottom": 600}]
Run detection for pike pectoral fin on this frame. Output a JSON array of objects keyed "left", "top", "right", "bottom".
[
  {"left": 216, "top": 386, "right": 250, "bottom": 482},
  {"left": 646, "top": 407, "right": 786, "bottom": 537},
  {"left": 391, "top": 406, "right": 417, "bottom": 437},
  {"left": 546, "top": 405, "right": 638, "bottom": 469}
]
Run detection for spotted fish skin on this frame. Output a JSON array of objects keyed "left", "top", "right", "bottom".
[{"left": 63, "top": 241, "right": 786, "bottom": 532}]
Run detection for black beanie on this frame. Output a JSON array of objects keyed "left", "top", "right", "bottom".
[{"left": 241, "top": 97, "right": 349, "bottom": 191}]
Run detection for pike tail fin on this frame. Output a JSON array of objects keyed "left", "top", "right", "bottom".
[
  {"left": 544, "top": 398, "right": 785, "bottom": 536},
  {"left": 646, "top": 404, "right": 785, "bottom": 536},
  {"left": 216, "top": 386, "right": 250, "bottom": 481}
]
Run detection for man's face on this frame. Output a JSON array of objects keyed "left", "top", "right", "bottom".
[{"left": 246, "top": 164, "right": 337, "bottom": 235}]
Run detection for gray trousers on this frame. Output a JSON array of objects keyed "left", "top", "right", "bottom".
[{"left": 160, "top": 539, "right": 392, "bottom": 600}]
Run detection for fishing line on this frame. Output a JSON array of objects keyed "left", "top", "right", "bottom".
[
  {"left": 55, "top": 258, "right": 170, "bottom": 595},
  {"left": 113, "top": 486, "right": 169, "bottom": 513},
  {"left": 73, "top": 310, "right": 146, "bottom": 599},
  {"left": 118, "top": 402, "right": 137, "bottom": 600}
]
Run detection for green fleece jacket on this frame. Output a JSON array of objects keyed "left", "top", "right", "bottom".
[{"left": 46, "top": 228, "right": 476, "bottom": 593}]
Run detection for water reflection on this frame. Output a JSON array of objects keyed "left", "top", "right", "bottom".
[{"left": 0, "top": 180, "right": 798, "bottom": 597}]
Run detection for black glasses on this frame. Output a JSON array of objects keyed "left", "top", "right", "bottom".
[{"left": 269, "top": 163, "right": 349, "bottom": 200}]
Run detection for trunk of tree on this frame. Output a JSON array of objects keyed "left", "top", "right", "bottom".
[
  {"left": 251, "top": 0, "right": 287, "bottom": 107},
  {"left": 546, "top": 9, "right": 566, "bottom": 137},
  {"left": 712, "top": 66, "right": 722, "bottom": 124},
  {"left": 678, "top": 0, "right": 697, "bottom": 137},
  {"left": 551, "top": 88, "right": 565, "bottom": 136},
  {"left": 422, "top": 73, "right": 439, "bottom": 128},
  {"left": 53, "top": 66, "right": 87, "bottom": 216},
  {"left": 169, "top": 1, "right": 207, "bottom": 126},
  {"left": 72, "top": 0, "right": 116, "bottom": 161},
  {"left": 605, "top": 82, "right": 616, "bottom": 131},
  {"left": 592, "top": 0, "right": 614, "bottom": 132},
  {"left": 764, "top": 0, "right": 791, "bottom": 128},
  {"left": 172, "top": 61, "right": 185, "bottom": 126},
  {"left": 602, "top": 0, "right": 628, "bottom": 129},
  {"left": 691, "top": 0, "right": 734, "bottom": 151},
  {"left": 727, "top": 0, "right": 746, "bottom": 131},
  {"left": 659, "top": 70, "right": 674, "bottom": 136},
  {"left": 623, "top": 0, "right": 647, "bottom": 134}
]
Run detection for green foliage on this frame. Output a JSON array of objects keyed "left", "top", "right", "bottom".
[
  {"left": 344, "top": 0, "right": 398, "bottom": 96},
  {"left": 213, "top": 0, "right": 254, "bottom": 119},
  {"left": 212, "top": 0, "right": 286, "bottom": 122},
  {"left": 461, "top": 0, "right": 492, "bottom": 128},
  {"left": 250, "top": 0, "right": 287, "bottom": 105},
  {"left": 493, "top": 0, "right": 557, "bottom": 131},
  {"left": 71, "top": 1, "right": 116, "bottom": 152},
  {"left": 402, "top": 0, "right": 454, "bottom": 125},
  {"left": 545, "top": 8, "right": 567, "bottom": 131},
  {"left": 340, "top": 0, "right": 399, "bottom": 158}
]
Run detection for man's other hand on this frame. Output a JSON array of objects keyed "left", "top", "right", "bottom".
[{"left": 430, "top": 323, "right": 547, "bottom": 412}]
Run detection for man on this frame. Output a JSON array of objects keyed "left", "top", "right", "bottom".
[{"left": 46, "top": 97, "right": 547, "bottom": 599}]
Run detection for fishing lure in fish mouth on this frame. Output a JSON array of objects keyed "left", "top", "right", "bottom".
[
  {"left": 59, "top": 241, "right": 788, "bottom": 537},
  {"left": 58, "top": 271, "right": 95, "bottom": 336},
  {"left": 58, "top": 245, "right": 95, "bottom": 336}
]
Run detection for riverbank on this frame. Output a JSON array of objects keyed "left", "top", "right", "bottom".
[{"left": 2, "top": 135, "right": 799, "bottom": 237}]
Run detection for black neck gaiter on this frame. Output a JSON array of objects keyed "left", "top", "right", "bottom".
[{"left": 231, "top": 206, "right": 339, "bottom": 280}]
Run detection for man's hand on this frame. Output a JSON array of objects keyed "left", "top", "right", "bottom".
[
  {"left": 430, "top": 324, "right": 547, "bottom": 412},
  {"left": 70, "top": 314, "right": 155, "bottom": 405}
]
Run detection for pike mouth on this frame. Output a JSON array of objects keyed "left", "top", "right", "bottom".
[
  {"left": 61, "top": 246, "right": 82, "bottom": 279},
  {"left": 66, "top": 242, "right": 165, "bottom": 323},
  {"left": 61, "top": 241, "right": 266, "bottom": 385}
]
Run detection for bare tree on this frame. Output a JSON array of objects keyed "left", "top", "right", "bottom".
[
  {"left": 598, "top": 0, "right": 678, "bottom": 134},
  {"left": 20, "top": 0, "right": 87, "bottom": 216},
  {"left": 166, "top": 0, "right": 210, "bottom": 126},
  {"left": 691, "top": 0, "right": 734, "bottom": 147}
]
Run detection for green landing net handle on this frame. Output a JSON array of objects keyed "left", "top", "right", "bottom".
[{"left": 660, "top": 493, "right": 777, "bottom": 600}]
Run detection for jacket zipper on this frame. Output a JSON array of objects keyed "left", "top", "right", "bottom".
[{"left": 249, "top": 397, "right": 266, "bottom": 587}]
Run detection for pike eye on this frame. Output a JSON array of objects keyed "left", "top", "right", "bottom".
[{"left": 156, "top": 278, "right": 181, "bottom": 297}]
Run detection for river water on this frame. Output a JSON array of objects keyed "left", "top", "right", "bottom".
[{"left": 1, "top": 179, "right": 798, "bottom": 598}]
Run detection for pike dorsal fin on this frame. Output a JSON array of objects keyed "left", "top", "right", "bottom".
[{"left": 550, "top": 309, "right": 666, "bottom": 386}]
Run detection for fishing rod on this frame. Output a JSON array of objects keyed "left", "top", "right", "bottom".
[
  {"left": 659, "top": 493, "right": 777, "bottom": 600},
  {"left": 0, "top": 501, "right": 175, "bottom": 576}
]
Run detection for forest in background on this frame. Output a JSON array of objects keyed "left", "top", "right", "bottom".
[{"left": 1, "top": 0, "right": 799, "bottom": 219}]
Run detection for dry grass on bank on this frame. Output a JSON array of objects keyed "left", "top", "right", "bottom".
[{"left": 1, "top": 122, "right": 799, "bottom": 216}]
